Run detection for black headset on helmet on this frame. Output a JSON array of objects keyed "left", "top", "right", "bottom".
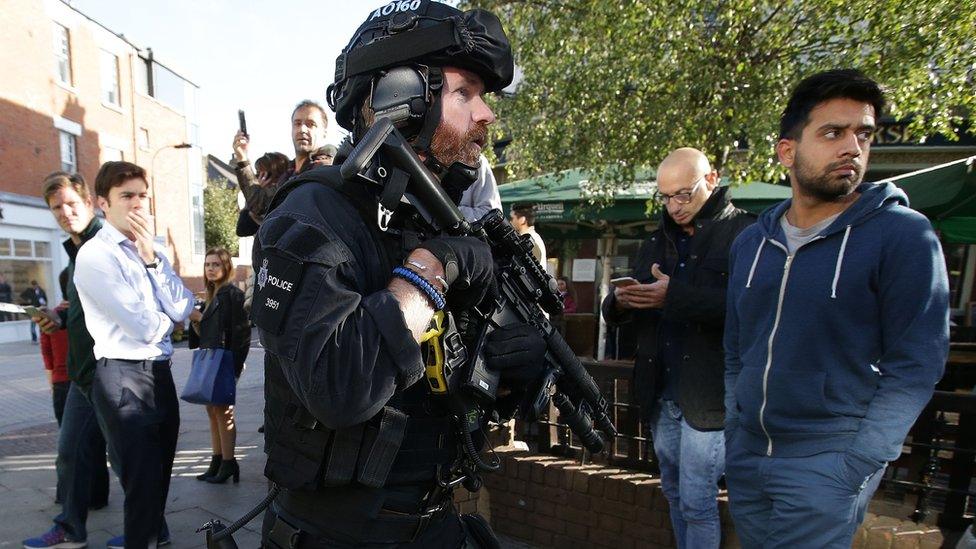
[{"left": 327, "top": 0, "right": 513, "bottom": 163}]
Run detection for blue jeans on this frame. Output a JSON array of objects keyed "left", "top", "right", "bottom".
[
  {"left": 53, "top": 383, "right": 110, "bottom": 540},
  {"left": 649, "top": 399, "right": 726, "bottom": 549},
  {"left": 725, "top": 430, "right": 884, "bottom": 548}
]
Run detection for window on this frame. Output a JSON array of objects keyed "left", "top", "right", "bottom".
[
  {"left": 152, "top": 63, "right": 186, "bottom": 112},
  {"left": 59, "top": 131, "right": 77, "bottom": 172},
  {"left": 100, "top": 50, "right": 120, "bottom": 106},
  {"left": 190, "top": 182, "right": 205, "bottom": 255},
  {"left": 134, "top": 55, "right": 150, "bottom": 95},
  {"left": 53, "top": 23, "right": 72, "bottom": 85},
  {"left": 0, "top": 239, "right": 55, "bottom": 322},
  {"left": 13, "top": 240, "right": 32, "bottom": 258},
  {"left": 138, "top": 128, "right": 150, "bottom": 151},
  {"left": 102, "top": 146, "right": 123, "bottom": 162},
  {"left": 34, "top": 242, "right": 51, "bottom": 258}
]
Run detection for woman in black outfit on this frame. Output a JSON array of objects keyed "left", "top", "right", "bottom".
[{"left": 190, "top": 247, "right": 251, "bottom": 483}]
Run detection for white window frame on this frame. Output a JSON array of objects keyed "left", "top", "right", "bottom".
[
  {"left": 100, "top": 49, "right": 120, "bottom": 107},
  {"left": 59, "top": 131, "right": 77, "bottom": 173},
  {"left": 53, "top": 23, "right": 72, "bottom": 86}
]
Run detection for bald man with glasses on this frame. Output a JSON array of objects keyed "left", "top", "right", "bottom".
[{"left": 601, "top": 148, "right": 755, "bottom": 548}]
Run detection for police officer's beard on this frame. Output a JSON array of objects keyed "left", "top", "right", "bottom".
[
  {"left": 793, "top": 152, "right": 863, "bottom": 202},
  {"left": 430, "top": 122, "right": 488, "bottom": 169}
]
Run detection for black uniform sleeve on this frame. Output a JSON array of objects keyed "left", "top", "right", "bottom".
[{"left": 253, "top": 215, "right": 423, "bottom": 430}]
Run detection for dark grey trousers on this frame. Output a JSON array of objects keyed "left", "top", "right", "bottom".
[{"left": 90, "top": 358, "right": 179, "bottom": 548}]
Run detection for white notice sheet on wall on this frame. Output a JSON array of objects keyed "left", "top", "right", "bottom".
[{"left": 572, "top": 259, "right": 597, "bottom": 282}]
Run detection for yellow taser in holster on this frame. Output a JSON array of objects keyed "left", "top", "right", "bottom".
[{"left": 420, "top": 311, "right": 448, "bottom": 394}]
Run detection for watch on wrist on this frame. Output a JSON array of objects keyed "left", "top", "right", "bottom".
[{"left": 144, "top": 254, "right": 160, "bottom": 270}]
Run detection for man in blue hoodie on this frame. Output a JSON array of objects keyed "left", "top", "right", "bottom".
[{"left": 723, "top": 69, "right": 949, "bottom": 548}]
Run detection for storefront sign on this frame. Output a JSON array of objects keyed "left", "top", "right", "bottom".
[
  {"left": 534, "top": 202, "right": 565, "bottom": 221},
  {"left": 872, "top": 119, "right": 975, "bottom": 147},
  {"left": 572, "top": 258, "right": 597, "bottom": 282}
]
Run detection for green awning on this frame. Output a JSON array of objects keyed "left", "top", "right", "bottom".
[
  {"left": 882, "top": 156, "right": 976, "bottom": 243},
  {"left": 499, "top": 168, "right": 791, "bottom": 238},
  {"left": 500, "top": 157, "right": 976, "bottom": 242}
]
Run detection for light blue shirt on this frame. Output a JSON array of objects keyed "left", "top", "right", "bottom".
[{"left": 74, "top": 221, "right": 195, "bottom": 360}]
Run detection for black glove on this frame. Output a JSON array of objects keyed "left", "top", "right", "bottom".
[
  {"left": 484, "top": 323, "right": 548, "bottom": 382},
  {"left": 417, "top": 236, "right": 494, "bottom": 310}
]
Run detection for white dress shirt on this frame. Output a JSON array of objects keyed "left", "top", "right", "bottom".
[{"left": 74, "top": 221, "right": 195, "bottom": 360}]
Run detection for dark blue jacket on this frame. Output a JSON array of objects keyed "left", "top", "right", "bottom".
[{"left": 724, "top": 182, "right": 948, "bottom": 482}]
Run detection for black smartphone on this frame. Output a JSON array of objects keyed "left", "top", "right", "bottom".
[{"left": 238, "top": 109, "right": 248, "bottom": 137}]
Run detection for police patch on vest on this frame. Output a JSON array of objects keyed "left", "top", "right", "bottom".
[{"left": 252, "top": 253, "right": 304, "bottom": 335}]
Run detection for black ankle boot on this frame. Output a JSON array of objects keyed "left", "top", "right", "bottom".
[
  {"left": 206, "top": 458, "right": 240, "bottom": 484},
  {"left": 196, "top": 454, "right": 221, "bottom": 481}
]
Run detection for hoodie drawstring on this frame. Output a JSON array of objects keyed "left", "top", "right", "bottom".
[
  {"left": 830, "top": 225, "right": 852, "bottom": 298},
  {"left": 746, "top": 239, "right": 766, "bottom": 288}
]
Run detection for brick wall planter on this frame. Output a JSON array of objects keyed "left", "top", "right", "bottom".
[{"left": 452, "top": 450, "right": 946, "bottom": 549}]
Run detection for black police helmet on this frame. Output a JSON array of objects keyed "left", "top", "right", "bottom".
[{"left": 327, "top": 0, "right": 514, "bottom": 135}]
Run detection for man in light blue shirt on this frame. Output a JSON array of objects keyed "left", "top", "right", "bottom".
[{"left": 74, "top": 161, "right": 199, "bottom": 549}]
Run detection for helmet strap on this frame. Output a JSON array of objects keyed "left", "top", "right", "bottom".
[{"left": 412, "top": 67, "right": 443, "bottom": 154}]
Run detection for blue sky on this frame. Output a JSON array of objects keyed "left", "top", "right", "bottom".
[{"left": 71, "top": 0, "right": 397, "bottom": 161}]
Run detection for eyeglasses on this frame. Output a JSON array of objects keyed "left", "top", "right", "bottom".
[{"left": 653, "top": 177, "right": 705, "bottom": 205}]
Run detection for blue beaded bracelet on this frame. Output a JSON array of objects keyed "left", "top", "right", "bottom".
[{"left": 392, "top": 266, "right": 446, "bottom": 311}]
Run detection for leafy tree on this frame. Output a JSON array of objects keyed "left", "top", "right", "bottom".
[
  {"left": 464, "top": 0, "right": 976, "bottom": 194},
  {"left": 203, "top": 180, "right": 240, "bottom": 256}
]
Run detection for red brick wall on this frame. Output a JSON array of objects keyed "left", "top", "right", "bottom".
[{"left": 0, "top": 0, "right": 202, "bottom": 280}]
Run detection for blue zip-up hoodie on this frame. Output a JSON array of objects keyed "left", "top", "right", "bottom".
[{"left": 724, "top": 182, "right": 948, "bottom": 481}]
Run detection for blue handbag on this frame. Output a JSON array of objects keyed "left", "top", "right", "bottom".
[{"left": 181, "top": 348, "right": 236, "bottom": 405}]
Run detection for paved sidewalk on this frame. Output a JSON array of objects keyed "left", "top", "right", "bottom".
[
  {"left": 0, "top": 340, "right": 535, "bottom": 548},
  {"left": 0, "top": 341, "right": 268, "bottom": 548}
]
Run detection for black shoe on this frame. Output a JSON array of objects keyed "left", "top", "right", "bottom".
[
  {"left": 196, "top": 454, "right": 221, "bottom": 481},
  {"left": 206, "top": 459, "right": 240, "bottom": 484}
]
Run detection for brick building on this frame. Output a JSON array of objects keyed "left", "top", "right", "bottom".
[{"left": 0, "top": 0, "right": 205, "bottom": 342}]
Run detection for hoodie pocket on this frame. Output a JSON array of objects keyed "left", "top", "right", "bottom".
[
  {"left": 765, "top": 369, "right": 833, "bottom": 425},
  {"left": 733, "top": 366, "right": 765, "bottom": 427}
]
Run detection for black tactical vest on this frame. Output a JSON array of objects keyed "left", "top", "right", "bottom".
[{"left": 256, "top": 168, "right": 458, "bottom": 494}]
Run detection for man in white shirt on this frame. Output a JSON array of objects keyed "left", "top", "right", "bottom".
[
  {"left": 74, "top": 161, "right": 199, "bottom": 549},
  {"left": 510, "top": 203, "right": 547, "bottom": 266}
]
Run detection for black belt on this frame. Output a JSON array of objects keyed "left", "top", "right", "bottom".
[
  {"left": 102, "top": 357, "right": 171, "bottom": 367},
  {"left": 267, "top": 500, "right": 454, "bottom": 548}
]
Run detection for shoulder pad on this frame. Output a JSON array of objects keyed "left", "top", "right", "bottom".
[
  {"left": 268, "top": 165, "right": 346, "bottom": 213},
  {"left": 259, "top": 215, "right": 351, "bottom": 267}
]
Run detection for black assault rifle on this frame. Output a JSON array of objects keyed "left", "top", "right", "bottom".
[
  {"left": 342, "top": 118, "right": 618, "bottom": 471},
  {"left": 199, "top": 118, "right": 619, "bottom": 547}
]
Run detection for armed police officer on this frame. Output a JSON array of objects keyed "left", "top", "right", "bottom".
[{"left": 251, "top": 2, "right": 545, "bottom": 547}]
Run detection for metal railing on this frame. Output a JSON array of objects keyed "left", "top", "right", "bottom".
[
  {"left": 518, "top": 358, "right": 657, "bottom": 473},
  {"left": 518, "top": 357, "right": 976, "bottom": 529}
]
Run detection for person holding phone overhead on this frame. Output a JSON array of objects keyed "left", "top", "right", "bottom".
[
  {"left": 601, "top": 148, "right": 754, "bottom": 549},
  {"left": 231, "top": 101, "right": 331, "bottom": 236}
]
